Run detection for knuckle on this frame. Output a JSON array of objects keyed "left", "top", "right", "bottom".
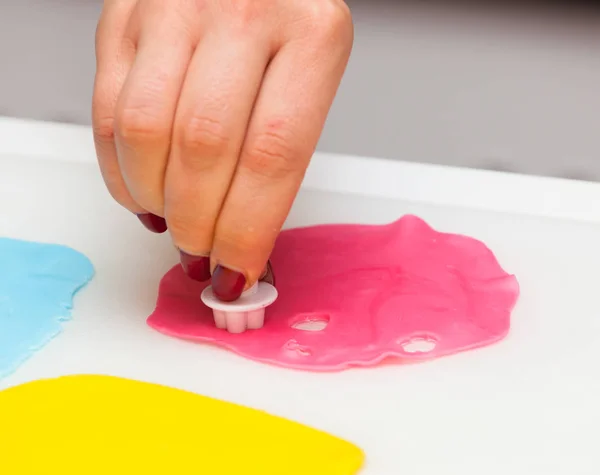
[
  {"left": 307, "top": 0, "right": 353, "bottom": 45},
  {"left": 92, "top": 113, "right": 115, "bottom": 142},
  {"left": 218, "top": 0, "right": 263, "bottom": 30},
  {"left": 92, "top": 88, "right": 116, "bottom": 142},
  {"left": 229, "top": 0, "right": 258, "bottom": 19},
  {"left": 242, "top": 126, "right": 302, "bottom": 180},
  {"left": 178, "top": 115, "right": 230, "bottom": 163},
  {"left": 116, "top": 104, "right": 170, "bottom": 144}
]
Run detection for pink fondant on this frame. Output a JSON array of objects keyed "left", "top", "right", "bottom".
[{"left": 147, "top": 215, "right": 519, "bottom": 371}]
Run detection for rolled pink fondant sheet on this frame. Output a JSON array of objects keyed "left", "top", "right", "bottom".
[{"left": 147, "top": 215, "right": 519, "bottom": 371}]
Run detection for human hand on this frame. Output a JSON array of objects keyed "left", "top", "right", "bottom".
[{"left": 93, "top": 0, "right": 353, "bottom": 301}]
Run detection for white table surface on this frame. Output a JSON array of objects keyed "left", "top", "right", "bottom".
[{"left": 1, "top": 116, "right": 600, "bottom": 474}]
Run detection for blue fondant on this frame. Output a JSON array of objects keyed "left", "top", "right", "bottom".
[{"left": 0, "top": 238, "right": 94, "bottom": 379}]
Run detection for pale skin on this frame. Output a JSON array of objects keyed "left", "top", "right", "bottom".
[{"left": 93, "top": 0, "right": 353, "bottom": 301}]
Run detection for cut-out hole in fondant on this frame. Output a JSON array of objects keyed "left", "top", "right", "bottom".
[
  {"left": 401, "top": 337, "right": 437, "bottom": 354},
  {"left": 291, "top": 314, "right": 330, "bottom": 332},
  {"left": 284, "top": 339, "right": 312, "bottom": 356},
  {"left": 295, "top": 347, "right": 312, "bottom": 357}
]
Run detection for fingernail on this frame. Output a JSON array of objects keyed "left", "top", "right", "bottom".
[
  {"left": 180, "top": 251, "right": 211, "bottom": 282},
  {"left": 212, "top": 265, "right": 246, "bottom": 302},
  {"left": 260, "top": 260, "right": 276, "bottom": 286},
  {"left": 136, "top": 213, "right": 167, "bottom": 234}
]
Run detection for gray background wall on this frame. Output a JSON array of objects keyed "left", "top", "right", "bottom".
[{"left": 1, "top": 1, "right": 599, "bottom": 180}]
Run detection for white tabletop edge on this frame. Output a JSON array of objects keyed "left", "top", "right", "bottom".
[{"left": 2, "top": 115, "right": 600, "bottom": 224}]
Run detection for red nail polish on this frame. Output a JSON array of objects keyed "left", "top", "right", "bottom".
[
  {"left": 180, "top": 252, "right": 211, "bottom": 282},
  {"left": 212, "top": 265, "right": 246, "bottom": 302},
  {"left": 137, "top": 213, "right": 167, "bottom": 234}
]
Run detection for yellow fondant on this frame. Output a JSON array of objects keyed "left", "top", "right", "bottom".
[{"left": 0, "top": 375, "right": 364, "bottom": 474}]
